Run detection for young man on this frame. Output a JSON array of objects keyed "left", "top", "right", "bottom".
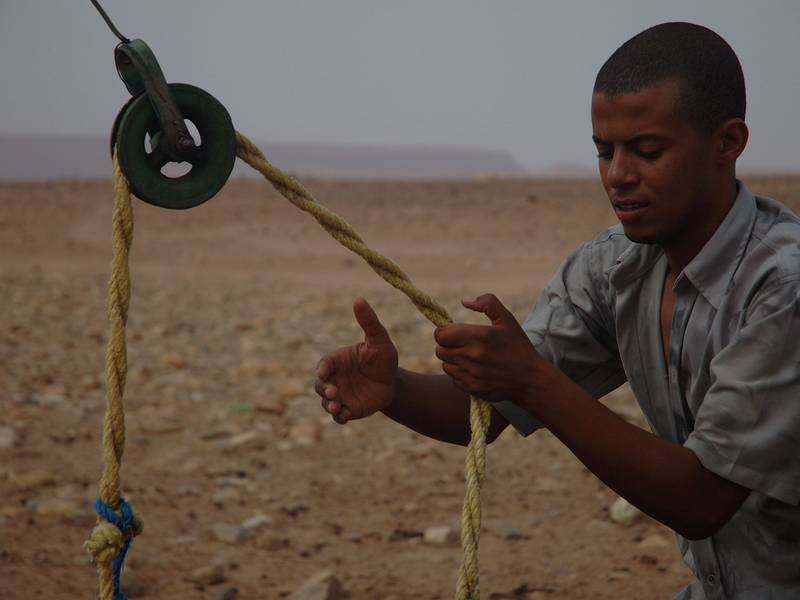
[{"left": 314, "top": 22, "right": 800, "bottom": 599}]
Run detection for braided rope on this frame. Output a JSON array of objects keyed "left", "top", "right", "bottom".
[
  {"left": 235, "top": 131, "right": 492, "bottom": 599},
  {"left": 85, "top": 152, "right": 142, "bottom": 600},
  {"left": 87, "top": 134, "right": 491, "bottom": 600}
]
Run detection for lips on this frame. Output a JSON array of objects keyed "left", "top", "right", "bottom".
[{"left": 612, "top": 199, "right": 651, "bottom": 223}]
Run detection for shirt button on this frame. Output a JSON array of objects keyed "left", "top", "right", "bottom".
[{"left": 706, "top": 573, "right": 717, "bottom": 585}]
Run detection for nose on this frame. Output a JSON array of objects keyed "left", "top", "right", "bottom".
[{"left": 604, "top": 149, "right": 639, "bottom": 190}]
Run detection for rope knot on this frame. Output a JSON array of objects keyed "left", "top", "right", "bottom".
[{"left": 86, "top": 498, "right": 142, "bottom": 600}]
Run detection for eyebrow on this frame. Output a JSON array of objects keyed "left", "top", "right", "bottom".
[{"left": 592, "top": 133, "right": 669, "bottom": 145}]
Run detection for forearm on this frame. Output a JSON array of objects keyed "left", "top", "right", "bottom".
[
  {"left": 520, "top": 367, "right": 748, "bottom": 539},
  {"left": 382, "top": 368, "right": 508, "bottom": 446}
]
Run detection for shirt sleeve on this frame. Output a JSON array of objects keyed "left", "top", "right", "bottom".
[
  {"left": 494, "top": 238, "right": 627, "bottom": 435},
  {"left": 684, "top": 279, "right": 800, "bottom": 505}
]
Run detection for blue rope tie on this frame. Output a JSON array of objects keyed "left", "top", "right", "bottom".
[{"left": 93, "top": 497, "right": 136, "bottom": 600}]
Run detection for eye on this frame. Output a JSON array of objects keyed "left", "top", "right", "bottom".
[
  {"left": 595, "top": 147, "right": 613, "bottom": 161},
  {"left": 635, "top": 147, "right": 663, "bottom": 160}
]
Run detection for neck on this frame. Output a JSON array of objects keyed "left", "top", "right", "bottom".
[{"left": 662, "top": 177, "right": 738, "bottom": 275}]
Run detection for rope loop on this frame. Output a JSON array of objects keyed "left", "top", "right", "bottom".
[{"left": 88, "top": 498, "right": 140, "bottom": 600}]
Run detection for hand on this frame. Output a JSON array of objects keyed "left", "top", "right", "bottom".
[
  {"left": 434, "top": 293, "right": 542, "bottom": 403},
  {"left": 315, "top": 297, "right": 399, "bottom": 424}
]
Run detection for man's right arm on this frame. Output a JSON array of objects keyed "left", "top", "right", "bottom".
[{"left": 382, "top": 368, "right": 509, "bottom": 446}]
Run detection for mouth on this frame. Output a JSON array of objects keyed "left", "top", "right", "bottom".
[{"left": 612, "top": 200, "right": 650, "bottom": 223}]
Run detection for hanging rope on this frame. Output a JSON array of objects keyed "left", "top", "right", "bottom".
[
  {"left": 85, "top": 151, "right": 142, "bottom": 600},
  {"left": 87, "top": 134, "right": 492, "bottom": 600}
]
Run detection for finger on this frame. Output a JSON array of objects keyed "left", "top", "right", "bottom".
[
  {"left": 316, "top": 357, "right": 335, "bottom": 380},
  {"left": 353, "top": 297, "right": 392, "bottom": 347},
  {"left": 435, "top": 344, "right": 480, "bottom": 365},
  {"left": 435, "top": 323, "right": 490, "bottom": 348},
  {"left": 314, "top": 379, "right": 338, "bottom": 400},
  {"left": 441, "top": 361, "right": 469, "bottom": 380},
  {"left": 462, "top": 293, "right": 515, "bottom": 326},
  {"left": 327, "top": 399, "right": 342, "bottom": 414}
]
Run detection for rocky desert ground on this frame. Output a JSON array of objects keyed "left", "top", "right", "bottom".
[{"left": 2, "top": 174, "right": 799, "bottom": 599}]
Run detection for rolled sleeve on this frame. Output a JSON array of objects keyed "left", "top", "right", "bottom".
[{"left": 685, "top": 280, "right": 800, "bottom": 505}]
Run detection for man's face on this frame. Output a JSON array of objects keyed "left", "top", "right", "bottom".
[{"left": 591, "top": 79, "right": 716, "bottom": 247}]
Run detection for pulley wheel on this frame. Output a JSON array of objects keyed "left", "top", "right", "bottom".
[{"left": 110, "top": 83, "right": 236, "bottom": 209}]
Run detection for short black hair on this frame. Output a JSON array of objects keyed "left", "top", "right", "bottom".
[{"left": 594, "top": 22, "right": 746, "bottom": 133}]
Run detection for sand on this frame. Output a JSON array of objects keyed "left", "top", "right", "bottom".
[{"left": 2, "top": 175, "right": 799, "bottom": 599}]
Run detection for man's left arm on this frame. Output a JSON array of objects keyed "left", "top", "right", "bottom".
[{"left": 435, "top": 293, "right": 752, "bottom": 540}]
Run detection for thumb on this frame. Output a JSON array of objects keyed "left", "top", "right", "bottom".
[
  {"left": 462, "top": 293, "right": 515, "bottom": 326},
  {"left": 353, "top": 297, "right": 392, "bottom": 346}
]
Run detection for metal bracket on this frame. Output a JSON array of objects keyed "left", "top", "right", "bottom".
[{"left": 114, "top": 39, "right": 197, "bottom": 161}]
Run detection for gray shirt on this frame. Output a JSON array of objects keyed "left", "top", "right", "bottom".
[{"left": 497, "top": 182, "right": 800, "bottom": 599}]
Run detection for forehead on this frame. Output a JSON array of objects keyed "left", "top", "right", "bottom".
[{"left": 591, "top": 79, "right": 687, "bottom": 139}]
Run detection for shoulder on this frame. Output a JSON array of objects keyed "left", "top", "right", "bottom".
[
  {"left": 736, "top": 195, "right": 800, "bottom": 317},
  {"left": 749, "top": 195, "right": 800, "bottom": 284}
]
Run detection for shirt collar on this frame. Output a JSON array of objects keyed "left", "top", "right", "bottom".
[
  {"left": 607, "top": 180, "right": 757, "bottom": 308},
  {"left": 679, "top": 180, "right": 756, "bottom": 308}
]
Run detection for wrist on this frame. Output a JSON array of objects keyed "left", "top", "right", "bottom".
[{"left": 515, "top": 355, "right": 559, "bottom": 412}]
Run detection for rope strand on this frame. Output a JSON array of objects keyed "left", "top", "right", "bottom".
[{"left": 235, "top": 131, "right": 490, "bottom": 599}]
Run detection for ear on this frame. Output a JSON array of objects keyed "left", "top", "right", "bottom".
[{"left": 714, "top": 118, "right": 749, "bottom": 166}]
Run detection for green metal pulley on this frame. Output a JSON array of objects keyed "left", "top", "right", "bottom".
[{"left": 95, "top": 1, "right": 236, "bottom": 209}]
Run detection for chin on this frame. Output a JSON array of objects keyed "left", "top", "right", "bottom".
[{"left": 620, "top": 226, "right": 663, "bottom": 245}]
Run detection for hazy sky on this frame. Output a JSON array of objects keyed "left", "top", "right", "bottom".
[{"left": 1, "top": 1, "right": 798, "bottom": 174}]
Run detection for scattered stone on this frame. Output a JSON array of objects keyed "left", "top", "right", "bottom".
[
  {"left": 610, "top": 497, "right": 643, "bottom": 526},
  {"left": 504, "top": 528, "right": 530, "bottom": 541},
  {"left": 639, "top": 554, "right": 660, "bottom": 566},
  {"left": 533, "top": 476, "right": 565, "bottom": 493},
  {"left": 139, "top": 417, "right": 185, "bottom": 435},
  {"left": 282, "top": 504, "right": 308, "bottom": 518},
  {"left": 288, "top": 419, "right": 322, "bottom": 446},
  {"left": 0, "top": 425, "right": 16, "bottom": 449},
  {"left": 37, "top": 386, "right": 66, "bottom": 405},
  {"left": 374, "top": 448, "right": 397, "bottom": 462},
  {"left": 202, "top": 425, "right": 241, "bottom": 441},
  {"left": 32, "top": 497, "right": 80, "bottom": 518},
  {"left": 423, "top": 525, "right": 459, "bottom": 547},
  {"left": 609, "top": 568, "right": 631, "bottom": 580},
  {"left": 222, "top": 431, "right": 267, "bottom": 453},
  {"left": 160, "top": 352, "right": 186, "bottom": 369},
  {"left": 13, "top": 469, "right": 55, "bottom": 489},
  {"left": 212, "top": 488, "right": 241, "bottom": 507},
  {"left": 277, "top": 378, "right": 307, "bottom": 400},
  {"left": 289, "top": 570, "right": 346, "bottom": 600},
  {"left": 175, "top": 484, "right": 202, "bottom": 497},
  {"left": 212, "top": 523, "right": 249, "bottom": 544},
  {"left": 585, "top": 519, "right": 615, "bottom": 534},
  {"left": 389, "top": 527, "right": 423, "bottom": 542},
  {"left": 189, "top": 562, "right": 227, "bottom": 586},
  {"left": 638, "top": 534, "right": 671, "bottom": 550},
  {"left": 216, "top": 587, "right": 239, "bottom": 600},
  {"left": 242, "top": 513, "right": 273, "bottom": 531},
  {"left": 253, "top": 397, "right": 286, "bottom": 415}
]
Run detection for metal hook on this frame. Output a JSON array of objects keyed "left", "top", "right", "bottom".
[{"left": 89, "top": 0, "right": 131, "bottom": 44}]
